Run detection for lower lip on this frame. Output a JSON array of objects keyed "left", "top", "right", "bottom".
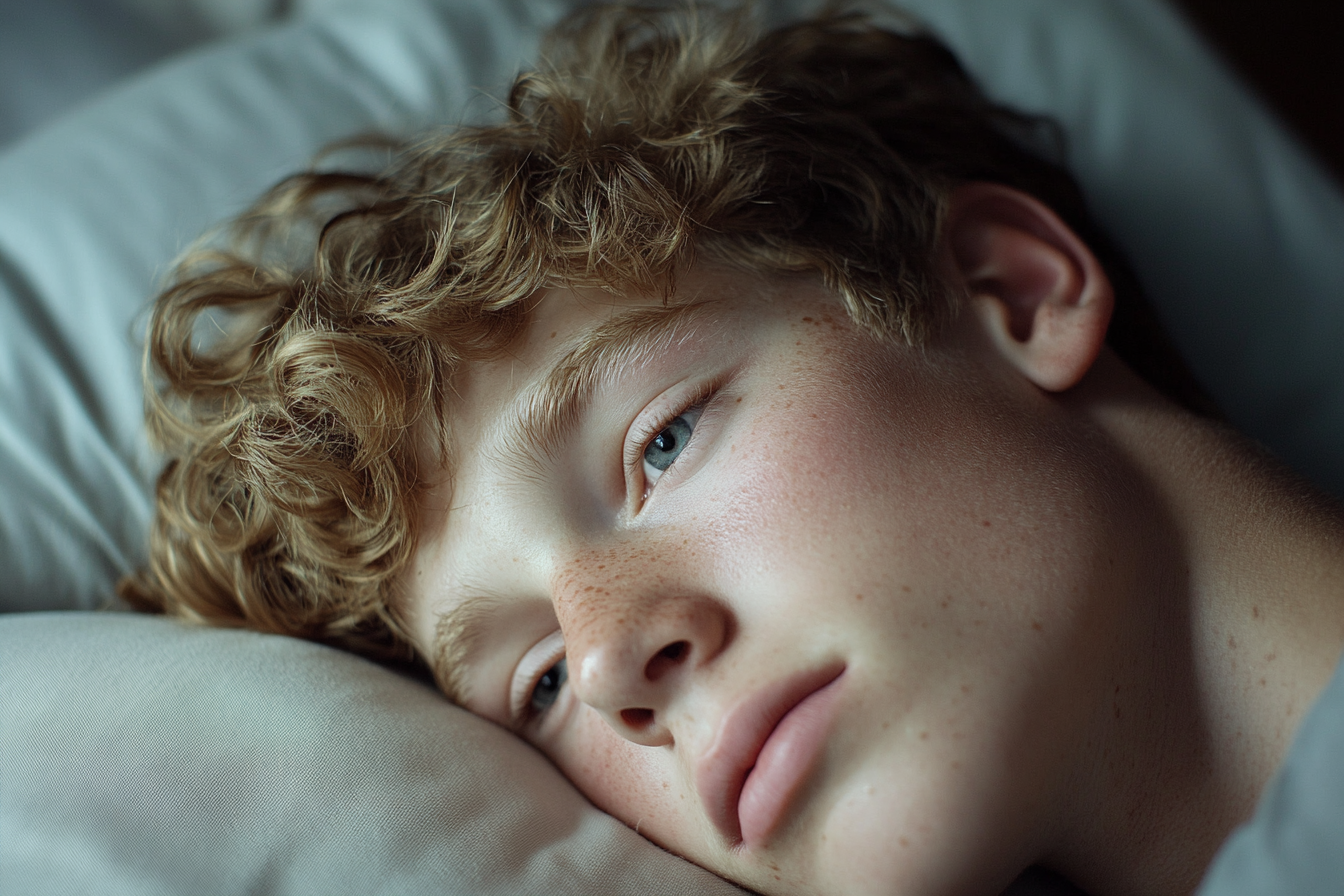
[{"left": 737, "top": 674, "right": 844, "bottom": 849}]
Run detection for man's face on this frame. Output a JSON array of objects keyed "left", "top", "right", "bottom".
[{"left": 404, "top": 266, "right": 1133, "bottom": 896}]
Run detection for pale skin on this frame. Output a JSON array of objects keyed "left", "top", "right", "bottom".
[{"left": 403, "top": 183, "right": 1344, "bottom": 896}]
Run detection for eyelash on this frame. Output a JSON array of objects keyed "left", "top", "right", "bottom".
[
  {"left": 626, "top": 381, "right": 720, "bottom": 502},
  {"left": 511, "top": 631, "right": 567, "bottom": 728}
]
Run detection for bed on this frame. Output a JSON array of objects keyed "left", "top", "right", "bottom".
[{"left": 2, "top": 1, "right": 1342, "bottom": 893}]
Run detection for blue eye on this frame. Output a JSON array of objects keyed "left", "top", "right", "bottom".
[
  {"left": 530, "top": 658, "right": 567, "bottom": 715},
  {"left": 642, "top": 407, "right": 703, "bottom": 482}
]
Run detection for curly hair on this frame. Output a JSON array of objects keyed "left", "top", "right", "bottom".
[{"left": 120, "top": 1, "right": 1211, "bottom": 664}]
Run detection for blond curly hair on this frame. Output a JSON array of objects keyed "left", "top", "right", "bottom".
[{"left": 121, "top": 2, "right": 1205, "bottom": 665}]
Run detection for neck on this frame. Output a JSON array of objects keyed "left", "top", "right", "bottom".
[{"left": 1050, "top": 351, "right": 1344, "bottom": 896}]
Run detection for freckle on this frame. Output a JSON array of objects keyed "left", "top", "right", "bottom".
[
  {"left": 1032, "top": 621, "right": 1044, "bottom": 632},
  {"left": 735, "top": 397, "right": 742, "bottom": 403},
  {"left": 919, "top": 731, "right": 928, "bottom": 739},
  {"left": 550, "top": 331, "right": 557, "bottom": 338},
  {"left": 1228, "top": 636, "right": 1237, "bottom": 649},
  {"left": 882, "top": 720, "right": 890, "bottom": 729},
  {"left": 802, "top": 317, "right": 813, "bottom": 323},
  {"left": 1266, "top": 653, "right": 1277, "bottom": 662},
  {"left": 981, "top": 519, "right": 991, "bottom": 527},
  {"left": 951, "top": 761, "right": 961, "bottom": 770},
  {"left": 778, "top": 384, "right": 785, "bottom": 389},
  {"left": 1252, "top": 606, "right": 1260, "bottom": 619},
  {"left": 899, "top": 837, "right": 910, "bottom": 847},
  {"left": 901, "top": 585, "right": 911, "bottom": 593},
  {"left": 1259, "top": 678, "right": 1267, "bottom": 687},
  {"left": 855, "top": 593, "right": 864, "bottom": 602}
]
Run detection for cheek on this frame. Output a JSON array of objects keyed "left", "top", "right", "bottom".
[
  {"left": 703, "top": 339, "right": 927, "bottom": 579},
  {"left": 703, "top": 327, "right": 1114, "bottom": 677},
  {"left": 549, "top": 706, "right": 699, "bottom": 850},
  {"left": 717, "top": 332, "right": 1076, "bottom": 585}
]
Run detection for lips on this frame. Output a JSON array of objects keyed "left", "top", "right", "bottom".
[{"left": 695, "top": 664, "right": 845, "bottom": 849}]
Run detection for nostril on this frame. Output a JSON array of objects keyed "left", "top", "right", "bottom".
[
  {"left": 659, "top": 641, "right": 688, "bottom": 663},
  {"left": 621, "top": 707, "right": 654, "bottom": 729},
  {"left": 644, "top": 640, "right": 690, "bottom": 682}
]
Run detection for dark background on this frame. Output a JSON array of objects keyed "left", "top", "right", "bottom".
[{"left": 1169, "top": 0, "right": 1344, "bottom": 186}]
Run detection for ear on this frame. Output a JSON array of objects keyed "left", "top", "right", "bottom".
[{"left": 944, "top": 182, "right": 1114, "bottom": 392}]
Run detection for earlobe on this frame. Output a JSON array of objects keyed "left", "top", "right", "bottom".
[{"left": 945, "top": 183, "right": 1114, "bottom": 392}]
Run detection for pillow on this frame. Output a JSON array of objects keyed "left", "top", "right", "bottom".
[
  {"left": 0, "top": 0, "right": 195, "bottom": 148},
  {"left": 0, "top": 611, "right": 748, "bottom": 895},
  {"left": 1, "top": 0, "right": 1341, "bottom": 894}
]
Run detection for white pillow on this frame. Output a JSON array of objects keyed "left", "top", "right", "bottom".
[
  {"left": 1, "top": 0, "right": 1341, "bottom": 894},
  {"left": 0, "top": 611, "right": 748, "bottom": 896}
]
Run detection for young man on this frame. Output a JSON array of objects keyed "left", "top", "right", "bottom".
[{"left": 124, "top": 4, "right": 1344, "bottom": 894}]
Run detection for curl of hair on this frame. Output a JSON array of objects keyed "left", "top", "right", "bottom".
[{"left": 121, "top": 2, "right": 1201, "bottom": 661}]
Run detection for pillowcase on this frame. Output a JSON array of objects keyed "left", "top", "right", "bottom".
[{"left": 0, "top": 611, "right": 748, "bottom": 896}]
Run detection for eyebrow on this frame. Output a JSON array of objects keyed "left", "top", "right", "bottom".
[
  {"left": 430, "top": 300, "right": 713, "bottom": 707},
  {"left": 432, "top": 590, "right": 511, "bottom": 707},
  {"left": 499, "top": 300, "right": 711, "bottom": 472}
]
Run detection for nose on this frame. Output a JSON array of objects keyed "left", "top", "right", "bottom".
[{"left": 556, "top": 572, "right": 731, "bottom": 747}]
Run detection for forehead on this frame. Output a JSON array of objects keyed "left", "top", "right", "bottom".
[{"left": 445, "top": 273, "right": 760, "bottom": 436}]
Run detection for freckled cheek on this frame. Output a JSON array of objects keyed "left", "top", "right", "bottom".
[
  {"left": 721, "top": 340, "right": 1047, "bottom": 565},
  {"left": 552, "top": 707, "right": 695, "bottom": 847},
  {"left": 715, "top": 387, "right": 906, "bottom": 559}
]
